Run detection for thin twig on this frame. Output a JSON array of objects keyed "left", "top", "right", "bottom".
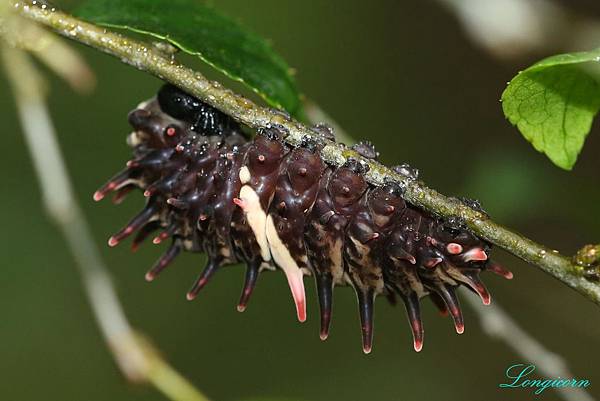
[
  {"left": 1, "top": 42, "right": 210, "bottom": 401},
  {"left": 11, "top": 0, "right": 600, "bottom": 307}
]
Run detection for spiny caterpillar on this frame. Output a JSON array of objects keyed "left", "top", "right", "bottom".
[{"left": 94, "top": 84, "right": 513, "bottom": 353}]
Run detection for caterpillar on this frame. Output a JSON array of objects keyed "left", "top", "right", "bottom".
[{"left": 94, "top": 84, "right": 513, "bottom": 353}]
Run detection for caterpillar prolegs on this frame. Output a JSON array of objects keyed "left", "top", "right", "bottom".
[{"left": 94, "top": 84, "right": 513, "bottom": 353}]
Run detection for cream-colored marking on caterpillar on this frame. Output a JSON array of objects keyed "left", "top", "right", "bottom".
[
  {"left": 266, "top": 214, "right": 307, "bottom": 322},
  {"left": 349, "top": 236, "right": 384, "bottom": 294},
  {"left": 127, "top": 131, "right": 143, "bottom": 147},
  {"left": 136, "top": 99, "right": 152, "bottom": 109},
  {"left": 239, "top": 166, "right": 251, "bottom": 185},
  {"left": 313, "top": 223, "right": 345, "bottom": 284},
  {"left": 406, "top": 271, "right": 427, "bottom": 297},
  {"left": 373, "top": 213, "right": 393, "bottom": 228},
  {"left": 237, "top": 185, "right": 271, "bottom": 261},
  {"left": 260, "top": 261, "right": 275, "bottom": 271},
  {"left": 329, "top": 237, "right": 345, "bottom": 284},
  {"left": 218, "top": 245, "right": 232, "bottom": 259}
]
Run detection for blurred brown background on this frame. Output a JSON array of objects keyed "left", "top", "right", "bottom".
[{"left": 1, "top": 0, "right": 599, "bottom": 400}]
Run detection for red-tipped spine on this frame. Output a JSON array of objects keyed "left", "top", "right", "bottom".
[
  {"left": 187, "top": 258, "right": 221, "bottom": 301},
  {"left": 315, "top": 273, "right": 334, "bottom": 341},
  {"left": 145, "top": 241, "right": 182, "bottom": 282},
  {"left": 357, "top": 289, "right": 375, "bottom": 354},
  {"left": 237, "top": 260, "right": 260, "bottom": 312}
]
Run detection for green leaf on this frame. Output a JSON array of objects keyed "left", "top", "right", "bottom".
[
  {"left": 501, "top": 49, "right": 600, "bottom": 170},
  {"left": 75, "top": 0, "right": 303, "bottom": 118}
]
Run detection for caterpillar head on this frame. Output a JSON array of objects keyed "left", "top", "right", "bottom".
[
  {"left": 127, "top": 100, "right": 189, "bottom": 150},
  {"left": 157, "top": 84, "right": 202, "bottom": 123}
]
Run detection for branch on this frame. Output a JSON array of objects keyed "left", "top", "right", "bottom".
[{"left": 12, "top": 1, "right": 600, "bottom": 307}]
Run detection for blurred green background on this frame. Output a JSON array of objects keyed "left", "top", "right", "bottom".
[{"left": 2, "top": 1, "right": 600, "bottom": 400}]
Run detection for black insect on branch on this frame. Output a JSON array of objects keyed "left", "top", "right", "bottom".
[{"left": 12, "top": 0, "right": 600, "bottom": 308}]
